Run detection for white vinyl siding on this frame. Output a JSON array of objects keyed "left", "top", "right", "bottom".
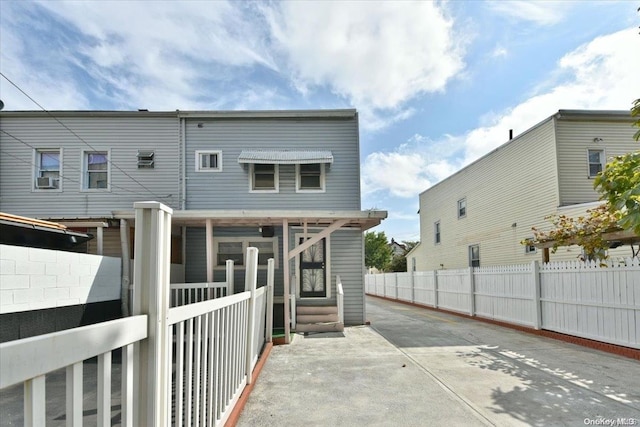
[
  {"left": 0, "top": 114, "right": 181, "bottom": 218},
  {"left": 555, "top": 117, "right": 636, "bottom": 205},
  {"left": 184, "top": 116, "right": 360, "bottom": 210},
  {"left": 418, "top": 118, "right": 559, "bottom": 269}
]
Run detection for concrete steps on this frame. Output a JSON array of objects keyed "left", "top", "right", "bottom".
[{"left": 295, "top": 305, "right": 344, "bottom": 333}]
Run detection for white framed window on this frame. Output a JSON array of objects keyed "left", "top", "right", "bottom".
[
  {"left": 587, "top": 149, "right": 605, "bottom": 178},
  {"left": 250, "top": 164, "right": 279, "bottom": 192},
  {"left": 296, "top": 163, "right": 325, "bottom": 192},
  {"left": 434, "top": 221, "right": 441, "bottom": 244},
  {"left": 213, "top": 237, "right": 279, "bottom": 269},
  {"left": 34, "top": 149, "right": 62, "bottom": 190},
  {"left": 82, "top": 150, "right": 110, "bottom": 190},
  {"left": 196, "top": 150, "right": 222, "bottom": 172},
  {"left": 469, "top": 244, "right": 480, "bottom": 267},
  {"left": 458, "top": 198, "right": 467, "bottom": 218},
  {"left": 525, "top": 238, "right": 537, "bottom": 254}
]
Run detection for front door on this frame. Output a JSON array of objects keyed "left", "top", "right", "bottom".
[{"left": 299, "top": 237, "right": 326, "bottom": 298}]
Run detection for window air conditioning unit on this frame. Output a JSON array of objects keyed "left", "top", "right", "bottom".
[{"left": 36, "top": 176, "right": 56, "bottom": 189}]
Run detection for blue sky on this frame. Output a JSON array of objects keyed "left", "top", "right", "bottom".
[{"left": 1, "top": 1, "right": 639, "bottom": 242}]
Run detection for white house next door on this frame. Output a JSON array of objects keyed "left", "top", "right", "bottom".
[{"left": 299, "top": 237, "right": 326, "bottom": 298}]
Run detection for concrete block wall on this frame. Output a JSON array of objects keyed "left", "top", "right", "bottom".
[{"left": 0, "top": 244, "right": 121, "bottom": 314}]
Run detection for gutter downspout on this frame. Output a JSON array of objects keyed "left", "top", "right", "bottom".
[
  {"left": 119, "top": 219, "right": 131, "bottom": 317},
  {"left": 181, "top": 117, "right": 187, "bottom": 210}
]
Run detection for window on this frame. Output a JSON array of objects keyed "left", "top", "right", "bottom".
[
  {"left": 196, "top": 150, "right": 222, "bottom": 172},
  {"left": 587, "top": 149, "right": 604, "bottom": 178},
  {"left": 34, "top": 149, "right": 61, "bottom": 190},
  {"left": 83, "top": 151, "right": 109, "bottom": 190},
  {"left": 525, "top": 239, "right": 537, "bottom": 254},
  {"left": 214, "top": 237, "right": 278, "bottom": 269},
  {"left": 457, "top": 198, "right": 467, "bottom": 218},
  {"left": 469, "top": 244, "right": 480, "bottom": 267},
  {"left": 434, "top": 221, "right": 441, "bottom": 244},
  {"left": 137, "top": 151, "right": 154, "bottom": 168},
  {"left": 296, "top": 163, "right": 325, "bottom": 192},
  {"left": 251, "top": 164, "right": 278, "bottom": 192}
]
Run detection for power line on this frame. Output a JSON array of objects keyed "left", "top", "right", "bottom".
[
  {"left": 0, "top": 131, "right": 174, "bottom": 200},
  {"left": 0, "top": 71, "right": 170, "bottom": 200}
]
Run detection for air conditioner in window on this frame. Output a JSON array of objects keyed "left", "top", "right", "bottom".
[{"left": 36, "top": 176, "right": 56, "bottom": 189}]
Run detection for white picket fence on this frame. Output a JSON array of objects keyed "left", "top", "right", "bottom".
[
  {"left": 0, "top": 202, "right": 274, "bottom": 426},
  {"left": 366, "top": 258, "right": 640, "bottom": 349}
]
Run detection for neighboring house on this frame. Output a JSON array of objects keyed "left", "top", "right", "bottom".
[
  {"left": 389, "top": 238, "right": 406, "bottom": 257},
  {"left": 0, "top": 109, "right": 386, "bottom": 331},
  {"left": 411, "top": 110, "right": 638, "bottom": 270}
]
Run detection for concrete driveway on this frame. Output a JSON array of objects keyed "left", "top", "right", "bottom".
[{"left": 237, "top": 296, "right": 640, "bottom": 427}]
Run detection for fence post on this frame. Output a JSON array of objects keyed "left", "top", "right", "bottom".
[
  {"left": 433, "top": 270, "right": 439, "bottom": 308},
  {"left": 468, "top": 267, "right": 475, "bottom": 317},
  {"left": 532, "top": 261, "right": 542, "bottom": 329},
  {"left": 266, "top": 258, "right": 274, "bottom": 343},
  {"left": 226, "top": 259, "right": 234, "bottom": 295},
  {"left": 411, "top": 270, "right": 415, "bottom": 303},
  {"left": 394, "top": 273, "right": 398, "bottom": 300},
  {"left": 132, "top": 201, "right": 172, "bottom": 426},
  {"left": 245, "top": 247, "right": 258, "bottom": 385}
]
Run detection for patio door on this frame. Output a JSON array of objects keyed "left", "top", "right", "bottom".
[{"left": 299, "top": 236, "right": 326, "bottom": 298}]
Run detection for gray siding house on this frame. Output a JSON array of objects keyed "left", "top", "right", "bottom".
[{"left": 0, "top": 109, "right": 386, "bottom": 337}]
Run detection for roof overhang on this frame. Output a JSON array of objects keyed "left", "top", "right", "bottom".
[
  {"left": 112, "top": 209, "right": 387, "bottom": 231},
  {"left": 0, "top": 213, "right": 93, "bottom": 250},
  {"left": 238, "top": 150, "right": 333, "bottom": 165}
]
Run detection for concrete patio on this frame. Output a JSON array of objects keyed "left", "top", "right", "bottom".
[{"left": 237, "top": 296, "right": 640, "bottom": 426}]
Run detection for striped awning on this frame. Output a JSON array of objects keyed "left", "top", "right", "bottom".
[{"left": 237, "top": 150, "right": 333, "bottom": 164}]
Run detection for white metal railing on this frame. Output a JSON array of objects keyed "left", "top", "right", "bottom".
[
  {"left": 170, "top": 260, "right": 234, "bottom": 307},
  {"left": 167, "top": 248, "right": 274, "bottom": 427},
  {"left": 336, "top": 275, "right": 344, "bottom": 324},
  {"left": 0, "top": 315, "right": 148, "bottom": 427},
  {"left": 0, "top": 202, "right": 275, "bottom": 426}
]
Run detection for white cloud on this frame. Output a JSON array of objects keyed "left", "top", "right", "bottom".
[
  {"left": 362, "top": 133, "right": 466, "bottom": 198},
  {"left": 463, "top": 28, "right": 640, "bottom": 164},
  {"left": 265, "top": 1, "right": 465, "bottom": 111},
  {"left": 491, "top": 45, "right": 508, "bottom": 59},
  {"left": 363, "top": 28, "right": 640, "bottom": 198},
  {"left": 487, "top": 0, "right": 573, "bottom": 26},
  {"left": 1, "top": 1, "right": 280, "bottom": 111}
]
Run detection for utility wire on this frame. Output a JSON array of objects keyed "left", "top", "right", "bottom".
[
  {"left": 0, "top": 71, "right": 170, "bottom": 200},
  {"left": 0, "top": 131, "right": 174, "bottom": 200}
]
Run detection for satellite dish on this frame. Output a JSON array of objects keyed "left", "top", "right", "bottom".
[{"left": 0, "top": 100, "right": 4, "bottom": 111}]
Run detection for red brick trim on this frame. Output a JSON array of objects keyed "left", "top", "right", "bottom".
[
  {"left": 367, "top": 294, "right": 640, "bottom": 361},
  {"left": 225, "top": 342, "right": 274, "bottom": 427}
]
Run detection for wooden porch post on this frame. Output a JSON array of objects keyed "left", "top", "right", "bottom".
[
  {"left": 283, "top": 219, "right": 290, "bottom": 344},
  {"left": 206, "top": 219, "right": 213, "bottom": 283}
]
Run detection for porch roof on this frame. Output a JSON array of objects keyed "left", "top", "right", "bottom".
[
  {"left": 237, "top": 150, "right": 333, "bottom": 165},
  {"left": 111, "top": 209, "right": 387, "bottom": 231}
]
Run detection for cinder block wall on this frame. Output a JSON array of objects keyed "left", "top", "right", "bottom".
[{"left": 0, "top": 244, "right": 121, "bottom": 313}]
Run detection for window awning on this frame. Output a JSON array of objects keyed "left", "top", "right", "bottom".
[{"left": 237, "top": 150, "right": 333, "bottom": 165}]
